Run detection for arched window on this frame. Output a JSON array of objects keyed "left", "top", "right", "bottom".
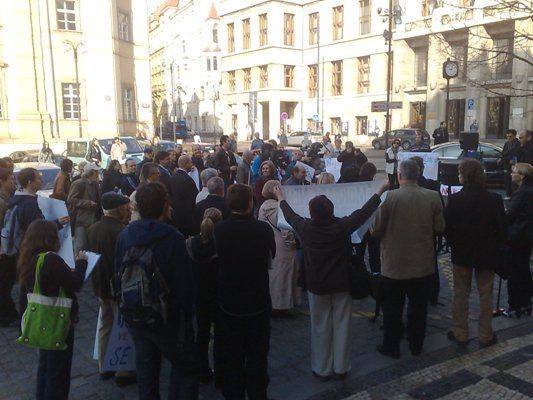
[
  {"left": 206, "top": 58, "right": 211, "bottom": 71},
  {"left": 212, "top": 24, "right": 218, "bottom": 43},
  {"left": 213, "top": 57, "right": 218, "bottom": 71}
]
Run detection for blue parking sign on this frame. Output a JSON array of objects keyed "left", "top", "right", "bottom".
[{"left": 467, "top": 99, "right": 474, "bottom": 110}]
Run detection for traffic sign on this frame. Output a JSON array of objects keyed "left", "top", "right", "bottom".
[
  {"left": 467, "top": 99, "right": 474, "bottom": 110},
  {"left": 371, "top": 101, "right": 402, "bottom": 112},
  {"left": 312, "top": 113, "right": 319, "bottom": 121},
  {"left": 281, "top": 112, "right": 289, "bottom": 120}
]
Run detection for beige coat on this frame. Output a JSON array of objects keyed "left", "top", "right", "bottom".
[{"left": 370, "top": 183, "right": 445, "bottom": 280}]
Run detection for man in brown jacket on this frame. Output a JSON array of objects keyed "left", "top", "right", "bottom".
[
  {"left": 371, "top": 159, "right": 445, "bottom": 359},
  {"left": 51, "top": 159, "right": 73, "bottom": 202}
]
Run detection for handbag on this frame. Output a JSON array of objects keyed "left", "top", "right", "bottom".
[{"left": 17, "top": 253, "right": 72, "bottom": 351}]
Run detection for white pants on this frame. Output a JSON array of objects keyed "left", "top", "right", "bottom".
[{"left": 308, "top": 291, "right": 352, "bottom": 376}]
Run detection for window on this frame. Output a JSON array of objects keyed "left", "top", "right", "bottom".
[
  {"left": 232, "top": 114, "right": 238, "bottom": 134},
  {"left": 228, "top": 71, "right": 235, "bottom": 91},
  {"left": 308, "top": 64, "right": 318, "bottom": 97},
  {"left": 56, "top": 1, "right": 76, "bottom": 30},
  {"left": 332, "top": 6, "right": 343, "bottom": 41},
  {"left": 200, "top": 86, "right": 205, "bottom": 100},
  {"left": 414, "top": 47, "right": 428, "bottom": 86},
  {"left": 213, "top": 25, "right": 218, "bottom": 43},
  {"left": 493, "top": 38, "right": 513, "bottom": 80},
  {"left": 409, "top": 102, "right": 426, "bottom": 129},
  {"left": 284, "top": 13, "right": 295, "bottom": 46},
  {"left": 227, "top": 23, "right": 235, "bottom": 53},
  {"left": 450, "top": 44, "right": 467, "bottom": 81},
  {"left": 242, "top": 19, "right": 251, "bottom": 50},
  {"left": 62, "top": 83, "right": 80, "bottom": 119},
  {"left": 356, "top": 116, "right": 368, "bottom": 135},
  {"left": 213, "top": 57, "right": 218, "bottom": 71},
  {"left": 357, "top": 56, "right": 370, "bottom": 93},
  {"left": 201, "top": 115, "right": 207, "bottom": 131},
  {"left": 332, "top": 61, "right": 342, "bottom": 96},
  {"left": 259, "top": 14, "right": 268, "bottom": 46},
  {"left": 207, "top": 58, "right": 211, "bottom": 71},
  {"left": 182, "top": 40, "right": 186, "bottom": 53},
  {"left": 118, "top": 11, "right": 131, "bottom": 42},
  {"left": 359, "top": 0, "right": 371, "bottom": 35},
  {"left": 309, "top": 13, "right": 318, "bottom": 45},
  {"left": 122, "top": 86, "right": 135, "bottom": 121},
  {"left": 243, "top": 68, "right": 251, "bottom": 90},
  {"left": 284, "top": 65, "right": 294, "bottom": 88},
  {"left": 260, "top": 65, "right": 268, "bottom": 88}
]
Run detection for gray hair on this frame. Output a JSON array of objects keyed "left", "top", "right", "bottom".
[
  {"left": 200, "top": 168, "right": 218, "bottom": 185},
  {"left": 103, "top": 208, "right": 122, "bottom": 218},
  {"left": 398, "top": 160, "right": 420, "bottom": 181},
  {"left": 207, "top": 176, "right": 224, "bottom": 195}
]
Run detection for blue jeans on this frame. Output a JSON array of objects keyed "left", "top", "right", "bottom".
[
  {"left": 36, "top": 328, "right": 74, "bottom": 400},
  {"left": 129, "top": 321, "right": 199, "bottom": 400}
]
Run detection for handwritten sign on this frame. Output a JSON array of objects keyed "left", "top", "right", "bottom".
[
  {"left": 101, "top": 312, "right": 136, "bottom": 372},
  {"left": 398, "top": 152, "right": 439, "bottom": 180},
  {"left": 324, "top": 158, "right": 342, "bottom": 182}
]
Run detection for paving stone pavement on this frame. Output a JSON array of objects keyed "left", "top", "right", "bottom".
[{"left": 0, "top": 253, "right": 531, "bottom": 400}]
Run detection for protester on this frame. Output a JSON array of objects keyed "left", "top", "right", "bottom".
[
  {"left": 196, "top": 168, "right": 219, "bottom": 204},
  {"left": 214, "top": 184, "right": 275, "bottom": 399},
  {"left": 251, "top": 132, "right": 264, "bottom": 150},
  {"left": 120, "top": 158, "right": 140, "bottom": 196},
  {"left": 333, "top": 138, "right": 343, "bottom": 157},
  {"left": 445, "top": 159, "right": 506, "bottom": 348},
  {"left": 359, "top": 162, "right": 377, "bottom": 182},
  {"left": 154, "top": 150, "right": 172, "bottom": 190},
  {"left": 504, "top": 162, "right": 533, "bottom": 317},
  {"left": 284, "top": 165, "right": 310, "bottom": 186},
  {"left": 193, "top": 176, "right": 229, "bottom": 235},
  {"left": 136, "top": 147, "right": 154, "bottom": 177},
  {"left": 101, "top": 160, "right": 122, "bottom": 193},
  {"left": 410, "top": 132, "right": 430, "bottom": 152},
  {"left": 305, "top": 143, "right": 325, "bottom": 177},
  {"left": 385, "top": 139, "right": 403, "bottom": 189},
  {"left": 186, "top": 207, "right": 223, "bottom": 384},
  {"left": 284, "top": 149, "right": 304, "bottom": 182},
  {"left": 0, "top": 168, "right": 17, "bottom": 327},
  {"left": 168, "top": 150, "right": 179, "bottom": 173},
  {"left": 279, "top": 130, "right": 288, "bottom": 147},
  {"left": 432, "top": 121, "right": 449, "bottom": 145},
  {"left": 337, "top": 142, "right": 367, "bottom": 179},
  {"left": 0, "top": 157, "right": 14, "bottom": 172},
  {"left": 191, "top": 144, "right": 205, "bottom": 174},
  {"left": 316, "top": 172, "right": 335, "bottom": 185},
  {"left": 517, "top": 129, "right": 533, "bottom": 165},
  {"left": 275, "top": 181, "right": 388, "bottom": 380},
  {"left": 259, "top": 180, "right": 299, "bottom": 315},
  {"left": 87, "top": 138, "right": 102, "bottom": 165},
  {"left": 254, "top": 160, "right": 278, "bottom": 210},
  {"left": 87, "top": 192, "right": 135, "bottom": 385},
  {"left": 67, "top": 163, "right": 102, "bottom": 253},
  {"left": 110, "top": 137, "right": 127, "bottom": 166},
  {"left": 38, "top": 141, "right": 55, "bottom": 163},
  {"left": 175, "top": 143, "right": 183, "bottom": 158},
  {"left": 17, "top": 220, "right": 87, "bottom": 400},
  {"left": 51, "top": 158, "right": 74, "bottom": 202},
  {"left": 500, "top": 129, "right": 521, "bottom": 197},
  {"left": 371, "top": 160, "right": 445, "bottom": 358},
  {"left": 114, "top": 182, "right": 198, "bottom": 399},
  {"left": 338, "top": 166, "right": 360, "bottom": 183},
  {"left": 271, "top": 143, "right": 290, "bottom": 174},
  {"left": 152, "top": 135, "right": 161, "bottom": 154},
  {"left": 320, "top": 136, "right": 335, "bottom": 158},
  {"left": 130, "top": 163, "right": 160, "bottom": 222},
  {"left": 203, "top": 149, "right": 216, "bottom": 169},
  {"left": 170, "top": 155, "right": 198, "bottom": 237},
  {"left": 236, "top": 150, "right": 254, "bottom": 186},
  {"left": 228, "top": 133, "right": 238, "bottom": 153},
  {"left": 215, "top": 135, "right": 238, "bottom": 187}
]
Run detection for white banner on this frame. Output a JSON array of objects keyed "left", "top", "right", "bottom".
[
  {"left": 398, "top": 152, "right": 439, "bottom": 180},
  {"left": 37, "top": 196, "right": 75, "bottom": 268},
  {"left": 324, "top": 158, "right": 342, "bottom": 182},
  {"left": 277, "top": 181, "right": 384, "bottom": 243}
]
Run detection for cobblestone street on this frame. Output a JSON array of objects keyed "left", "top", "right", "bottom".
[{"left": 0, "top": 254, "right": 531, "bottom": 400}]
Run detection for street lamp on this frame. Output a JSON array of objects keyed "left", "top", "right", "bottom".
[
  {"left": 63, "top": 40, "right": 84, "bottom": 138},
  {"left": 208, "top": 83, "right": 220, "bottom": 146},
  {"left": 162, "top": 60, "right": 176, "bottom": 142},
  {"left": 378, "top": 2, "right": 402, "bottom": 148}
]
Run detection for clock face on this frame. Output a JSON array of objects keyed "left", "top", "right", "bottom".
[{"left": 445, "top": 62, "right": 458, "bottom": 77}]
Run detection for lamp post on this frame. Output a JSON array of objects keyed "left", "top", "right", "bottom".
[
  {"left": 63, "top": 40, "right": 84, "bottom": 138},
  {"left": 162, "top": 60, "right": 178, "bottom": 142},
  {"left": 378, "top": 2, "right": 402, "bottom": 148}
]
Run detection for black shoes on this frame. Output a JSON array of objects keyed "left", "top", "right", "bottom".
[
  {"left": 480, "top": 335, "right": 498, "bottom": 349},
  {"left": 447, "top": 331, "right": 468, "bottom": 347},
  {"left": 376, "top": 344, "right": 400, "bottom": 359},
  {"left": 332, "top": 372, "right": 348, "bottom": 381},
  {"left": 99, "top": 371, "right": 115, "bottom": 381},
  {"left": 115, "top": 373, "right": 137, "bottom": 387},
  {"left": 312, "top": 371, "right": 332, "bottom": 382}
]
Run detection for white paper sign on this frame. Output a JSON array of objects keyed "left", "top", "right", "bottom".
[
  {"left": 295, "top": 161, "right": 315, "bottom": 182},
  {"left": 440, "top": 184, "right": 462, "bottom": 196},
  {"left": 277, "top": 181, "right": 384, "bottom": 243},
  {"left": 84, "top": 251, "right": 101, "bottom": 281},
  {"left": 324, "top": 158, "right": 342, "bottom": 182},
  {"left": 37, "top": 196, "right": 75, "bottom": 268},
  {"left": 398, "top": 152, "right": 439, "bottom": 180},
  {"left": 102, "top": 310, "right": 136, "bottom": 372}
]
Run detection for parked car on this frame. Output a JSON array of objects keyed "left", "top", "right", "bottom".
[
  {"left": 13, "top": 162, "right": 60, "bottom": 197},
  {"left": 9, "top": 150, "right": 65, "bottom": 167},
  {"left": 286, "top": 131, "right": 322, "bottom": 147},
  {"left": 66, "top": 137, "right": 144, "bottom": 168},
  {"left": 156, "top": 120, "right": 188, "bottom": 141},
  {"left": 372, "top": 128, "right": 430, "bottom": 150},
  {"left": 431, "top": 141, "right": 504, "bottom": 186}
]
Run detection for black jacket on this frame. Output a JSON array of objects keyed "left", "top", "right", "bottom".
[
  {"left": 120, "top": 173, "right": 140, "bottom": 197},
  {"left": 502, "top": 138, "right": 520, "bottom": 167},
  {"left": 280, "top": 195, "right": 381, "bottom": 295},
  {"left": 186, "top": 235, "right": 218, "bottom": 304},
  {"left": 193, "top": 194, "right": 230, "bottom": 235},
  {"left": 445, "top": 188, "right": 506, "bottom": 269},
  {"left": 87, "top": 216, "right": 125, "bottom": 299},
  {"left": 517, "top": 142, "right": 533, "bottom": 165},
  {"left": 506, "top": 182, "right": 533, "bottom": 245},
  {"left": 170, "top": 169, "right": 199, "bottom": 236},
  {"left": 101, "top": 170, "right": 122, "bottom": 193},
  {"left": 215, "top": 149, "right": 237, "bottom": 185},
  {"left": 87, "top": 144, "right": 102, "bottom": 163},
  {"left": 214, "top": 213, "right": 276, "bottom": 316},
  {"left": 158, "top": 165, "right": 172, "bottom": 191},
  {"left": 433, "top": 127, "right": 449, "bottom": 145},
  {"left": 337, "top": 150, "right": 367, "bottom": 175}
]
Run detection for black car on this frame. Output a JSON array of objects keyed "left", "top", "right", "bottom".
[
  {"left": 156, "top": 121, "right": 188, "bottom": 141},
  {"left": 431, "top": 141, "right": 504, "bottom": 186},
  {"left": 372, "top": 128, "right": 430, "bottom": 150}
]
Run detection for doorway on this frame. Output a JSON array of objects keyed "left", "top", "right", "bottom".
[
  {"left": 487, "top": 96, "right": 510, "bottom": 139},
  {"left": 447, "top": 99, "right": 465, "bottom": 138}
]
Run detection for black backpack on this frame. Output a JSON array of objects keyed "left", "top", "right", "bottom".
[{"left": 116, "top": 246, "right": 170, "bottom": 329}]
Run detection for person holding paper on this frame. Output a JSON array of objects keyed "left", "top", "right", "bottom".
[
  {"left": 385, "top": 139, "right": 403, "bottom": 189},
  {"left": 274, "top": 181, "right": 388, "bottom": 381},
  {"left": 87, "top": 192, "right": 135, "bottom": 385}
]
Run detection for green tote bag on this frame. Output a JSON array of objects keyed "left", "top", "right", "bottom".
[{"left": 17, "top": 252, "right": 73, "bottom": 351}]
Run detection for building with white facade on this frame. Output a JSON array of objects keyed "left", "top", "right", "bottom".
[
  {"left": 149, "top": 0, "right": 223, "bottom": 137},
  {"left": 219, "top": 0, "right": 532, "bottom": 143},
  {"left": 0, "top": 0, "right": 153, "bottom": 143}
]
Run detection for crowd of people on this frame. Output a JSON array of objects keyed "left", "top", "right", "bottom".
[{"left": 0, "top": 129, "right": 531, "bottom": 400}]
